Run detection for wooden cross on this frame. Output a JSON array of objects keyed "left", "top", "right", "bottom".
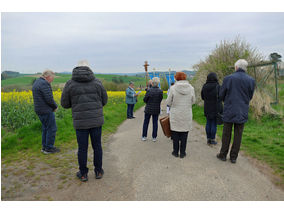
[{"left": 144, "top": 61, "right": 149, "bottom": 72}]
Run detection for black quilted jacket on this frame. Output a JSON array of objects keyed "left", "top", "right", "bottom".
[
  {"left": 61, "top": 66, "right": 108, "bottom": 129},
  {"left": 143, "top": 86, "right": 163, "bottom": 115}
]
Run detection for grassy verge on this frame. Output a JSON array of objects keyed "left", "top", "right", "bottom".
[
  {"left": 192, "top": 104, "right": 284, "bottom": 184},
  {"left": 1, "top": 95, "right": 147, "bottom": 162}
]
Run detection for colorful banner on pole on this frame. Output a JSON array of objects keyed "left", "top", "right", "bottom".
[{"left": 166, "top": 73, "right": 175, "bottom": 87}]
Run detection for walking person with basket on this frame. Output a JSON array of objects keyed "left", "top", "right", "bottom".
[
  {"left": 201, "top": 72, "right": 223, "bottom": 145},
  {"left": 166, "top": 72, "right": 195, "bottom": 158}
]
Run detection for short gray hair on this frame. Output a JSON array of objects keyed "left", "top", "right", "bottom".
[
  {"left": 42, "top": 70, "right": 55, "bottom": 78},
  {"left": 152, "top": 77, "right": 160, "bottom": 86},
  {"left": 235, "top": 59, "right": 248, "bottom": 71},
  {"left": 78, "top": 60, "right": 90, "bottom": 67}
]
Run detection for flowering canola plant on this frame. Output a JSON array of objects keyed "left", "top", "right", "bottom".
[{"left": 1, "top": 90, "right": 148, "bottom": 130}]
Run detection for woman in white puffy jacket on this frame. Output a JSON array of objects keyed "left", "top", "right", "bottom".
[{"left": 166, "top": 72, "right": 195, "bottom": 158}]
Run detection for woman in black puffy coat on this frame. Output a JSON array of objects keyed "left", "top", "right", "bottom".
[{"left": 201, "top": 72, "right": 223, "bottom": 145}]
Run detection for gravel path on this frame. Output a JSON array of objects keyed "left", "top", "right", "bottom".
[{"left": 2, "top": 101, "right": 284, "bottom": 200}]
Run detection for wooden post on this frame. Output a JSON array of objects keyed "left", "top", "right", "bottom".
[{"left": 144, "top": 61, "right": 149, "bottom": 87}]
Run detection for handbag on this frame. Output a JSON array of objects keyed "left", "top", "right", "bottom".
[
  {"left": 216, "top": 85, "right": 223, "bottom": 125},
  {"left": 159, "top": 115, "right": 171, "bottom": 138}
]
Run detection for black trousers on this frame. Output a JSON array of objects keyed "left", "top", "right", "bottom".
[
  {"left": 76, "top": 127, "right": 103, "bottom": 175},
  {"left": 171, "top": 131, "right": 189, "bottom": 155},
  {"left": 219, "top": 122, "right": 245, "bottom": 160}
]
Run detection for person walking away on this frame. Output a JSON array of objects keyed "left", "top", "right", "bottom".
[
  {"left": 166, "top": 72, "right": 195, "bottom": 158},
  {"left": 61, "top": 60, "right": 108, "bottom": 182},
  {"left": 32, "top": 70, "right": 60, "bottom": 154},
  {"left": 216, "top": 59, "right": 255, "bottom": 164},
  {"left": 126, "top": 81, "right": 139, "bottom": 119},
  {"left": 201, "top": 72, "right": 223, "bottom": 145},
  {"left": 141, "top": 77, "right": 163, "bottom": 142}
]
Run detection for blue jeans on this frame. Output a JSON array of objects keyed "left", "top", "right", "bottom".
[
  {"left": 127, "top": 104, "right": 134, "bottom": 118},
  {"left": 142, "top": 113, "right": 159, "bottom": 138},
  {"left": 38, "top": 112, "right": 57, "bottom": 149},
  {"left": 76, "top": 127, "right": 103, "bottom": 175},
  {"left": 206, "top": 118, "right": 217, "bottom": 139}
]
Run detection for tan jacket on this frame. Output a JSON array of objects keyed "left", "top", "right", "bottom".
[{"left": 166, "top": 80, "right": 195, "bottom": 132}]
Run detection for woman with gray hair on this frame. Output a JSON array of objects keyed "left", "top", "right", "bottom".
[{"left": 142, "top": 77, "right": 163, "bottom": 142}]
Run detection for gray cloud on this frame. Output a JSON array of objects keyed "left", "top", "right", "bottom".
[{"left": 2, "top": 12, "right": 284, "bottom": 73}]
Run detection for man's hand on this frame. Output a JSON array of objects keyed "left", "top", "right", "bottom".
[{"left": 53, "top": 107, "right": 58, "bottom": 112}]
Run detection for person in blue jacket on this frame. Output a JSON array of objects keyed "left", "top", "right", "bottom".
[
  {"left": 125, "top": 81, "right": 139, "bottom": 119},
  {"left": 32, "top": 70, "right": 60, "bottom": 154},
  {"left": 217, "top": 59, "right": 255, "bottom": 163}
]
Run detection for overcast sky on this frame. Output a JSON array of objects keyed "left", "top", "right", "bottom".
[{"left": 1, "top": 12, "right": 284, "bottom": 73}]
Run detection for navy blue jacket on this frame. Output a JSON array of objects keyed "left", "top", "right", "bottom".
[
  {"left": 32, "top": 77, "right": 58, "bottom": 115},
  {"left": 219, "top": 69, "right": 255, "bottom": 124},
  {"left": 143, "top": 86, "right": 163, "bottom": 115}
]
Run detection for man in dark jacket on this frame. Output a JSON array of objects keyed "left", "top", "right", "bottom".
[
  {"left": 201, "top": 72, "right": 223, "bottom": 145},
  {"left": 61, "top": 60, "right": 108, "bottom": 182},
  {"left": 217, "top": 59, "right": 255, "bottom": 163},
  {"left": 142, "top": 77, "right": 163, "bottom": 142},
  {"left": 32, "top": 70, "right": 60, "bottom": 154}
]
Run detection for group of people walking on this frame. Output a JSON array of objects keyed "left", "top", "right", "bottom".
[{"left": 32, "top": 58, "right": 255, "bottom": 182}]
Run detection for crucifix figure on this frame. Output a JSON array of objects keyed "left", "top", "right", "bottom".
[{"left": 144, "top": 61, "right": 150, "bottom": 86}]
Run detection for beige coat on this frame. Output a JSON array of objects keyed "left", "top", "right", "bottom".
[{"left": 166, "top": 80, "right": 195, "bottom": 132}]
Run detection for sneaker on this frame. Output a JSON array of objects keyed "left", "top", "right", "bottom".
[
  {"left": 230, "top": 159, "right": 237, "bottom": 164},
  {"left": 95, "top": 169, "right": 104, "bottom": 179},
  {"left": 43, "top": 147, "right": 60, "bottom": 154},
  {"left": 152, "top": 138, "right": 157, "bottom": 142},
  {"left": 141, "top": 137, "right": 147, "bottom": 141},
  {"left": 216, "top": 153, "right": 226, "bottom": 161},
  {"left": 210, "top": 140, "right": 217, "bottom": 145},
  {"left": 41, "top": 148, "right": 45, "bottom": 153},
  {"left": 76, "top": 171, "right": 88, "bottom": 182},
  {"left": 180, "top": 153, "right": 186, "bottom": 158}
]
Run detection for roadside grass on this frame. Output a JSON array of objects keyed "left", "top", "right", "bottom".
[
  {"left": 192, "top": 104, "right": 284, "bottom": 185},
  {"left": 1, "top": 94, "right": 146, "bottom": 161}
]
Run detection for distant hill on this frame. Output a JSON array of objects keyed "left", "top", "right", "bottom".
[{"left": 1, "top": 71, "right": 20, "bottom": 80}]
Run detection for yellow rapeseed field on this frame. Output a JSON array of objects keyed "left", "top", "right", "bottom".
[{"left": 1, "top": 90, "right": 148, "bottom": 103}]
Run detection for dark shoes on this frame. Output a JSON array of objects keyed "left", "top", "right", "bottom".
[
  {"left": 76, "top": 171, "right": 88, "bottom": 182},
  {"left": 180, "top": 153, "right": 186, "bottom": 158},
  {"left": 207, "top": 139, "right": 217, "bottom": 145},
  {"left": 95, "top": 169, "right": 104, "bottom": 179},
  {"left": 216, "top": 153, "right": 226, "bottom": 161},
  {"left": 42, "top": 147, "right": 60, "bottom": 154},
  {"left": 230, "top": 159, "right": 237, "bottom": 164},
  {"left": 172, "top": 151, "right": 179, "bottom": 158}
]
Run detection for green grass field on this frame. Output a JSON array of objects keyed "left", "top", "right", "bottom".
[
  {"left": 1, "top": 73, "right": 147, "bottom": 91},
  {"left": 1, "top": 94, "right": 147, "bottom": 160}
]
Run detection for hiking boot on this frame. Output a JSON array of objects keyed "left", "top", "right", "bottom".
[
  {"left": 76, "top": 171, "right": 88, "bottom": 182},
  {"left": 172, "top": 151, "right": 179, "bottom": 158},
  {"left": 43, "top": 147, "right": 60, "bottom": 154},
  {"left": 95, "top": 169, "right": 104, "bottom": 179},
  {"left": 141, "top": 137, "right": 147, "bottom": 141},
  {"left": 180, "top": 153, "right": 186, "bottom": 158},
  {"left": 216, "top": 153, "right": 226, "bottom": 161},
  {"left": 230, "top": 159, "right": 237, "bottom": 164}
]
